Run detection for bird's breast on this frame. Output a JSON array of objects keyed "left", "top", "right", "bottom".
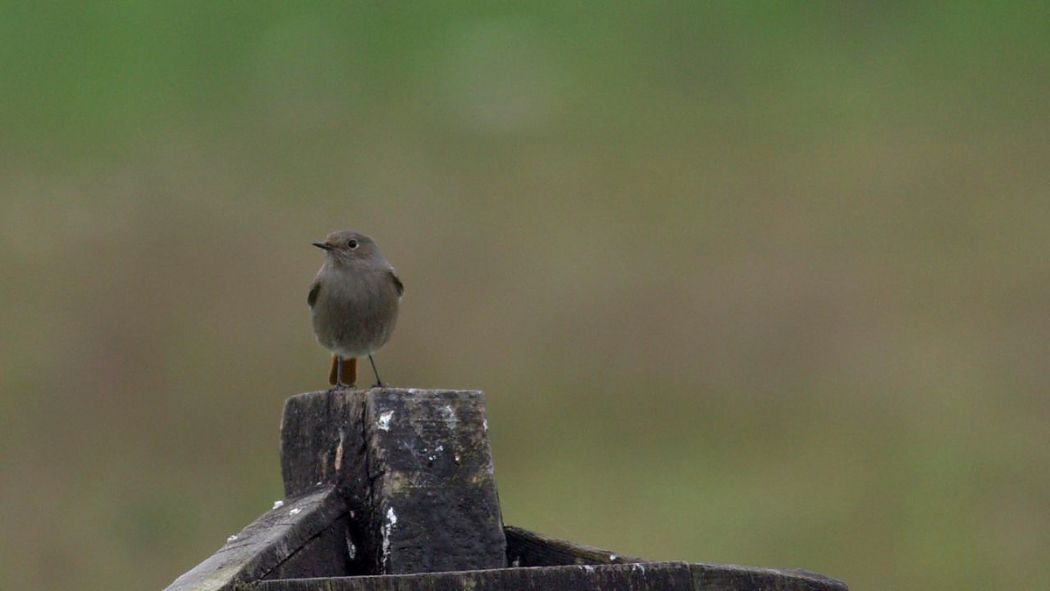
[{"left": 311, "top": 270, "right": 400, "bottom": 357}]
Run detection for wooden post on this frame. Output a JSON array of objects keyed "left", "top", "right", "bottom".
[
  {"left": 164, "top": 387, "right": 850, "bottom": 591},
  {"left": 280, "top": 388, "right": 506, "bottom": 575}
]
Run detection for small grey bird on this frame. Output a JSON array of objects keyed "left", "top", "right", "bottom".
[{"left": 308, "top": 230, "right": 403, "bottom": 388}]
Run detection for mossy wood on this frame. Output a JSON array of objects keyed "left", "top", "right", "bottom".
[{"left": 164, "top": 388, "right": 849, "bottom": 591}]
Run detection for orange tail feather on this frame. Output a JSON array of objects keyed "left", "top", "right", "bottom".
[{"left": 329, "top": 356, "right": 357, "bottom": 386}]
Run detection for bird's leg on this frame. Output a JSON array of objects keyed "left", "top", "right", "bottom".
[
  {"left": 368, "top": 354, "right": 385, "bottom": 388},
  {"left": 329, "top": 355, "right": 339, "bottom": 387}
]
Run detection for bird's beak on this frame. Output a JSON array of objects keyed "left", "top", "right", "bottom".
[{"left": 312, "top": 242, "right": 333, "bottom": 251}]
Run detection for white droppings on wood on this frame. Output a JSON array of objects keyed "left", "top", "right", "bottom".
[
  {"left": 609, "top": 553, "right": 618, "bottom": 561},
  {"left": 289, "top": 507, "right": 302, "bottom": 516},
  {"left": 345, "top": 529, "right": 357, "bottom": 560},
  {"left": 482, "top": 418, "right": 488, "bottom": 432},
  {"left": 583, "top": 565, "right": 595, "bottom": 573},
  {"left": 272, "top": 500, "right": 284, "bottom": 510},
  {"left": 440, "top": 405, "right": 458, "bottom": 430},
  {"left": 226, "top": 534, "right": 238, "bottom": 543},
  {"left": 381, "top": 507, "right": 398, "bottom": 563},
  {"left": 377, "top": 410, "right": 394, "bottom": 431}
]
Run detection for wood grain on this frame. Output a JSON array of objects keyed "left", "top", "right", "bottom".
[
  {"left": 279, "top": 388, "right": 506, "bottom": 575},
  {"left": 505, "top": 525, "right": 643, "bottom": 566},
  {"left": 165, "top": 388, "right": 850, "bottom": 591},
  {"left": 163, "top": 486, "right": 349, "bottom": 591},
  {"left": 242, "top": 561, "right": 848, "bottom": 591}
]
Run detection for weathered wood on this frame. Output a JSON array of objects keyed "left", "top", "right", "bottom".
[
  {"left": 243, "top": 563, "right": 692, "bottom": 591},
  {"left": 280, "top": 389, "right": 369, "bottom": 499},
  {"left": 691, "top": 563, "right": 848, "bottom": 591},
  {"left": 242, "top": 561, "right": 847, "bottom": 591},
  {"left": 262, "top": 514, "right": 355, "bottom": 580},
  {"left": 280, "top": 389, "right": 373, "bottom": 574},
  {"left": 280, "top": 388, "right": 506, "bottom": 575},
  {"left": 504, "top": 525, "right": 644, "bottom": 566},
  {"left": 164, "top": 487, "right": 350, "bottom": 591},
  {"left": 365, "top": 389, "right": 507, "bottom": 573},
  {"left": 167, "top": 387, "right": 850, "bottom": 591}
]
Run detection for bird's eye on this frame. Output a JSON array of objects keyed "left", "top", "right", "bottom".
[{"left": 348, "top": 239, "right": 358, "bottom": 249}]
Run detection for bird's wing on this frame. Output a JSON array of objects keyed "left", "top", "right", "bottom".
[
  {"left": 389, "top": 269, "right": 404, "bottom": 297},
  {"left": 307, "top": 280, "right": 321, "bottom": 308}
]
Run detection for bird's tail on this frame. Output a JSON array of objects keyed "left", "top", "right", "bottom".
[{"left": 329, "top": 355, "right": 357, "bottom": 386}]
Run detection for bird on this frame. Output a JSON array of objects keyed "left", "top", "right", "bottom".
[{"left": 308, "top": 230, "right": 403, "bottom": 388}]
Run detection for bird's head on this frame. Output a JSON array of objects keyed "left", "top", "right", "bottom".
[{"left": 313, "top": 230, "right": 381, "bottom": 265}]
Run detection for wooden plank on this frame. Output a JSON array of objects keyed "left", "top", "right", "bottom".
[
  {"left": 245, "top": 562, "right": 696, "bottom": 591},
  {"left": 164, "top": 487, "right": 350, "bottom": 591},
  {"left": 262, "top": 514, "right": 355, "bottom": 580},
  {"left": 504, "top": 525, "right": 643, "bottom": 566},
  {"left": 690, "top": 563, "right": 848, "bottom": 590},
  {"left": 244, "top": 562, "right": 847, "bottom": 591},
  {"left": 279, "top": 388, "right": 506, "bottom": 575},
  {"left": 364, "top": 389, "right": 507, "bottom": 574}
]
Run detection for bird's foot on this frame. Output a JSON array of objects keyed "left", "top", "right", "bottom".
[{"left": 372, "top": 381, "right": 385, "bottom": 388}]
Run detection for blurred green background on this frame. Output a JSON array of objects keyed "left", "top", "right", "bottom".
[{"left": 2, "top": 3, "right": 1048, "bottom": 590}]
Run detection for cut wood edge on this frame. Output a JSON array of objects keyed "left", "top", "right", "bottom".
[{"left": 164, "top": 486, "right": 349, "bottom": 591}]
